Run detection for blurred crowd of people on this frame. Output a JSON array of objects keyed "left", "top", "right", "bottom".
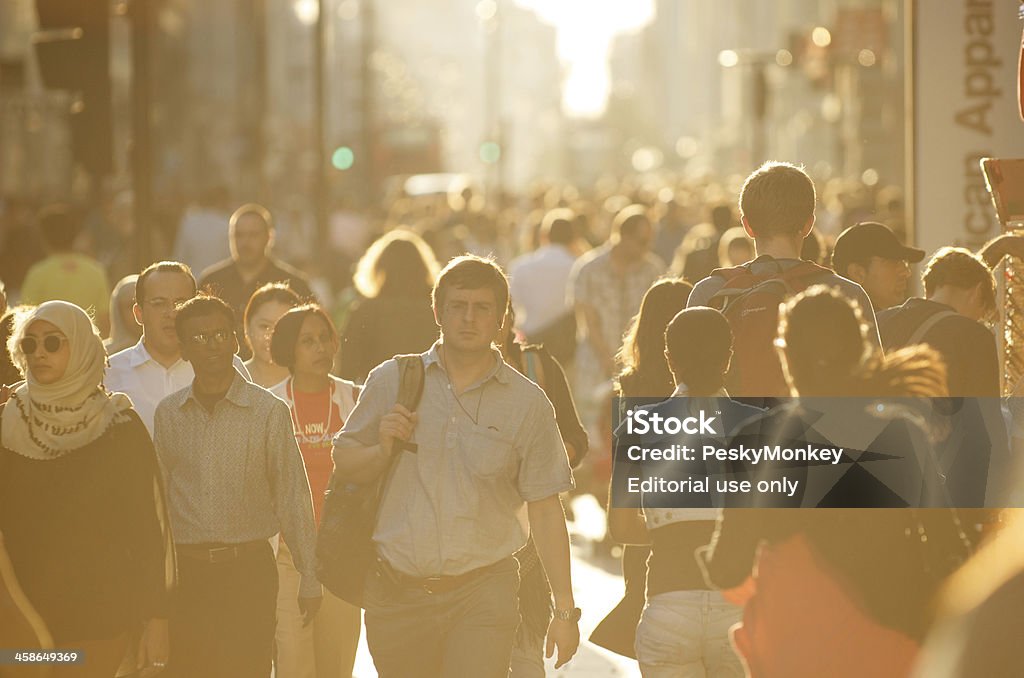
[{"left": 0, "top": 160, "right": 1021, "bottom": 678}]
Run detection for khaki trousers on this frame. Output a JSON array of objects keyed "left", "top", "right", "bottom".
[{"left": 275, "top": 542, "right": 361, "bottom": 678}]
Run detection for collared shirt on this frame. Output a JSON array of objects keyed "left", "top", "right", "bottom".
[
  {"left": 153, "top": 370, "right": 320, "bottom": 597},
  {"left": 569, "top": 245, "right": 665, "bottom": 361},
  {"left": 105, "top": 339, "right": 251, "bottom": 435},
  {"left": 509, "top": 244, "right": 578, "bottom": 336},
  {"left": 333, "top": 342, "right": 574, "bottom": 578}
]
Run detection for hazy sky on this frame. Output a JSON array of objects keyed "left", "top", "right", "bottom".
[{"left": 514, "top": 0, "right": 655, "bottom": 118}]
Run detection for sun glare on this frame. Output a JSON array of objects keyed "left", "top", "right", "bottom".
[{"left": 515, "top": 0, "right": 655, "bottom": 119}]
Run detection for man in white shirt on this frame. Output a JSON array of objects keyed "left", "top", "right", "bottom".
[
  {"left": 508, "top": 208, "right": 579, "bottom": 365},
  {"left": 106, "top": 260, "right": 249, "bottom": 434}
]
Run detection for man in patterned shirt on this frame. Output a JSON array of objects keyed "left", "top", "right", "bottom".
[
  {"left": 153, "top": 294, "right": 320, "bottom": 678},
  {"left": 569, "top": 204, "right": 664, "bottom": 424}
]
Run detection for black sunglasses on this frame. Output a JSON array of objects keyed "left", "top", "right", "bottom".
[{"left": 20, "top": 335, "right": 65, "bottom": 354}]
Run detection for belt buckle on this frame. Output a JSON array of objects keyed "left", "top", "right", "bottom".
[
  {"left": 208, "top": 546, "right": 235, "bottom": 564},
  {"left": 422, "top": 576, "right": 443, "bottom": 595}
]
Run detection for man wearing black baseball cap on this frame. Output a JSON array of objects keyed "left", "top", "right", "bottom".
[{"left": 830, "top": 222, "right": 926, "bottom": 311}]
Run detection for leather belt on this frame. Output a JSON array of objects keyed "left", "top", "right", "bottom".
[
  {"left": 177, "top": 540, "right": 268, "bottom": 564},
  {"left": 376, "top": 557, "right": 511, "bottom": 595}
]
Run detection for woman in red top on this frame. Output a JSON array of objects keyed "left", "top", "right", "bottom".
[{"left": 270, "top": 304, "right": 360, "bottom": 678}]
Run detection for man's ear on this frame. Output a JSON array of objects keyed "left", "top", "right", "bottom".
[
  {"left": 132, "top": 303, "right": 144, "bottom": 327},
  {"left": 741, "top": 216, "right": 756, "bottom": 239},
  {"left": 969, "top": 282, "right": 988, "bottom": 317},
  {"left": 974, "top": 282, "right": 985, "bottom": 303},
  {"left": 800, "top": 214, "right": 815, "bottom": 238},
  {"left": 500, "top": 303, "right": 511, "bottom": 331},
  {"left": 845, "top": 262, "right": 868, "bottom": 285},
  {"left": 664, "top": 349, "right": 679, "bottom": 383},
  {"left": 432, "top": 304, "right": 442, "bottom": 327}
]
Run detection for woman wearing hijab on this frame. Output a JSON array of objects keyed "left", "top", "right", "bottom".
[{"left": 0, "top": 301, "right": 174, "bottom": 677}]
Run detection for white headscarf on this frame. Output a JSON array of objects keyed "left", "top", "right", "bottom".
[{"left": 2, "top": 301, "right": 133, "bottom": 459}]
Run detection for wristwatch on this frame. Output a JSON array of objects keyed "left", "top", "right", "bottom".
[{"left": 553, "top": 606, "right": 582, "bottom": 623}]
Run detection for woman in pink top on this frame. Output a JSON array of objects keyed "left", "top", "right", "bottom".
[{"left": 270, "top": 304, "right": 360, "bottom": 678}]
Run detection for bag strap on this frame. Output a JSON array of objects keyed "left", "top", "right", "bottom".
[
  {"left": 369, "top": 355, "right": 426, "bottom": 525},
  {"left": 906, "top": 310, "right": 958, "bottom": 346},
  {"left": 522, "top": 348, "right": 547, "bottom": 391},
  {"left": 710, "top": 260, "right": 830, "bottom": 309},
  {"left": 711, "top": 258, "right": 828, "bottom": 282}
]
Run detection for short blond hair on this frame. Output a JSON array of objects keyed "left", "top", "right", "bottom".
[{"left": 739, "top": 161, "right": 816, "bottom": 238}]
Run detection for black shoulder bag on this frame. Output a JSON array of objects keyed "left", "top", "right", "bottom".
[{"left": 316, "top": 355, "right": 425, "bottom": 607}]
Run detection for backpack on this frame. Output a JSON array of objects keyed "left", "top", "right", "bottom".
[
  {"left": 707, "top": 260, "right": 832, "bottom": 397},
  {"left": 316, "top": 354, "right": 425, "bottom": 607},
  {"left": 892, "top": 308, "right": 959, "bottom": 349}
]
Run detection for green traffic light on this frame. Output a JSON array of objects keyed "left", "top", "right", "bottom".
[
  {"left": 332, "top": 147, "right": 355, "bottom": 170},
  {"left": 479, "top": 141, "right": 501, "bottom": 164}
]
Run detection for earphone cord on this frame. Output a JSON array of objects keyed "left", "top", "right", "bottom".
[{"left": 441, "top": 347, "right": 485, "bottom": 426}]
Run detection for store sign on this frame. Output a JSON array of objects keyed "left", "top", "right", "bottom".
[{"left": 911, "top": 0, "right": 1024, "bottom": 255}]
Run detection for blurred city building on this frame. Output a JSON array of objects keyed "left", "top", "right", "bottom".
[
  {"left": 0, "top": 0, "right": 565, "bottom": 206},
  {"left": 596, "top": 0, "right": 905, "bottom": 187},
  {"left": 0, "top": 0, "right": 910, "bottom": 247}
]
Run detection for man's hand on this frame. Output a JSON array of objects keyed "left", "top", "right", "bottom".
[
  {"left": 528, "top": 495, "right": 577, "bottom": 668},
  {"left": 334, "top": 403, "right": 417, "bottom": 483},
  {"left": 298, "top": 595, "right": 322, "bottom": 627},
  {"left": 545, "top": 617, "right": 580, "bottom": 669},
  {"left": 135, "top": 617, "right": 169, "bottom": 675},
  {"left": 379, "top": 404, "right": 417, "bottom": 452},
  {"left": 0, "top": 385, "right": 10, "bottom": 406}
]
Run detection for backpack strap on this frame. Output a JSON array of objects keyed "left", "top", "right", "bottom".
[
  {"left": 710, "top": 259, "right": 831, "bottom": 284},
  {"left": 522, "top": 348, "right": 547, "bottom": 391},
  {"left": 708, "top": 260, "right": 831, "bottom": 310},
  {"left": 906, "top": 310, "right": 959, "bottom": 346}
]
